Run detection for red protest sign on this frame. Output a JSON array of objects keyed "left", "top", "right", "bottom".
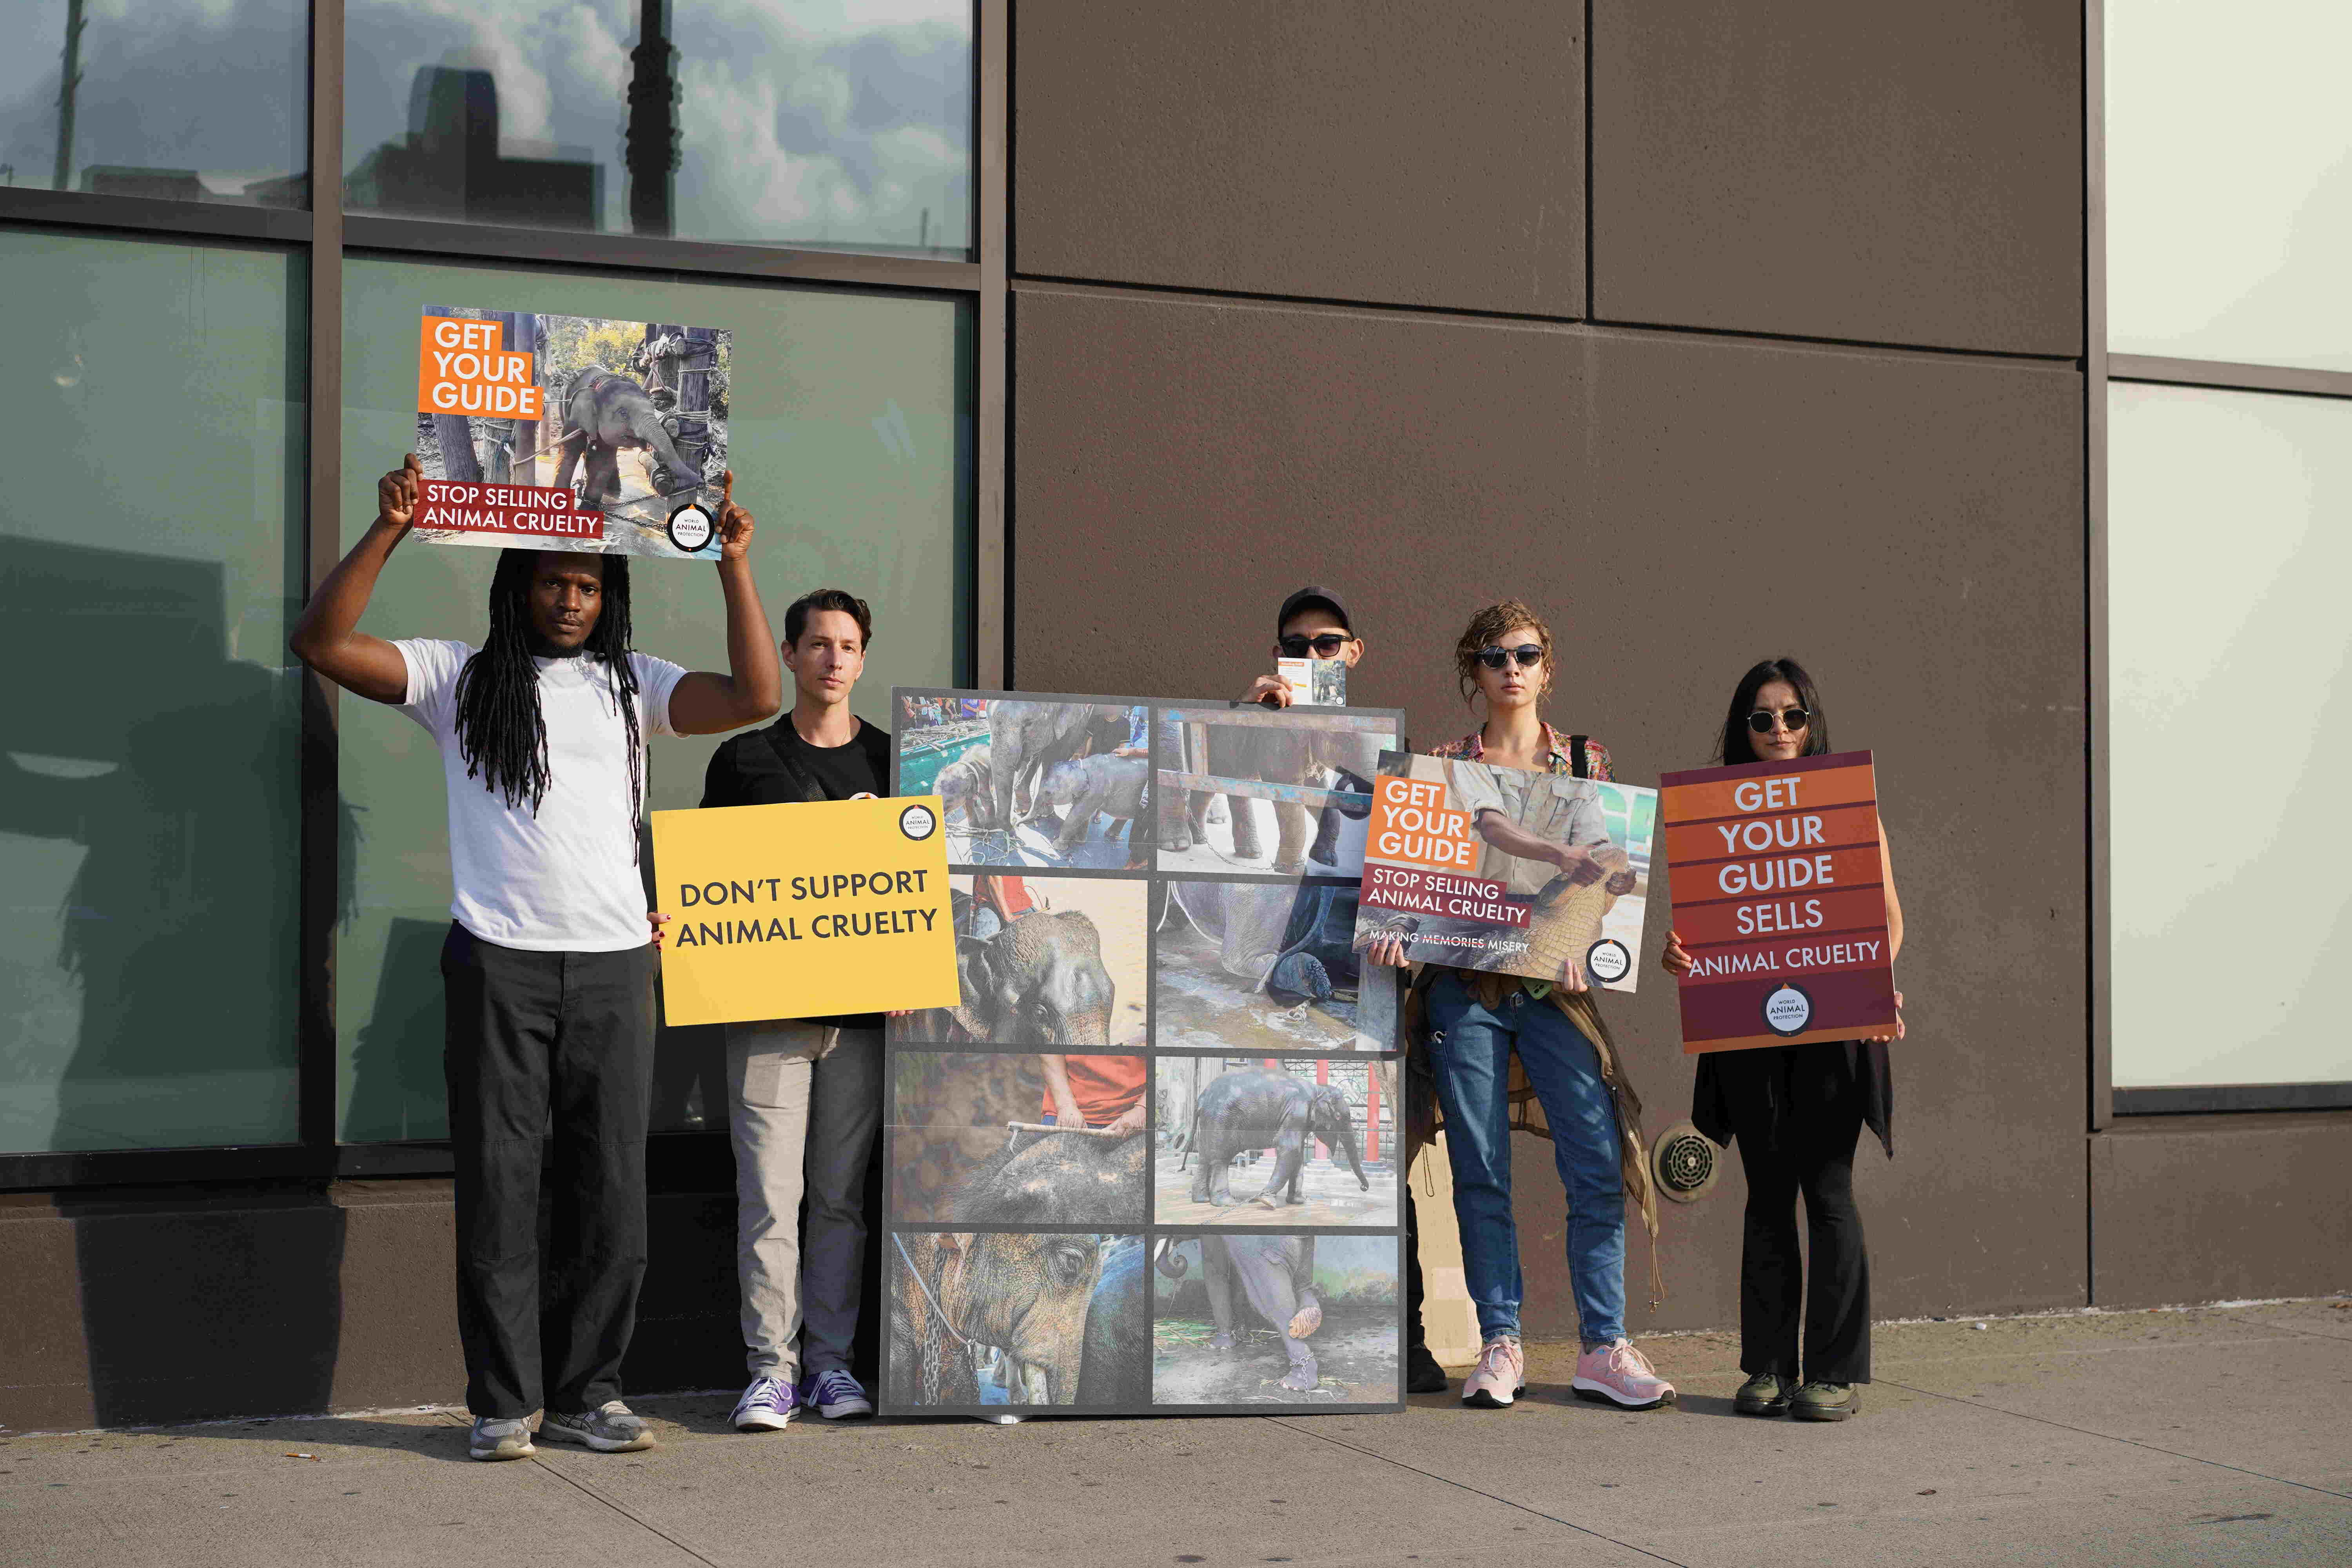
[{"left": 1659, "top": 750, "right": 1896, "bottom": 1053}]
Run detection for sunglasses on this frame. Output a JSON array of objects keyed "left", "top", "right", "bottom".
[
  {"left": 1475, "top": 644, "right": 1546, "bottom": 670},
  {"left": 1278, "top": 633, "right": 1352, "bottom": 657},
  {"left": 1746, "top": 706, "right": 1812, "bottom": 734}
]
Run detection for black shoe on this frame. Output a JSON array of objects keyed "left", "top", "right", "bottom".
[
  {"left": 1405, "top": 1343, "right": 1448, "bottom": 1394},
  {"left": 1733, "top": 1371, "right": 1791, "bottom": 1417}
]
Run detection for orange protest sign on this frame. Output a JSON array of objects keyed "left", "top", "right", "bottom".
[
  {"left": 1659, "top": 750, "right": 1896, "bottom": 1053},
  {"left": 417, "top": 314, "right": 544, "bottom": 419}
]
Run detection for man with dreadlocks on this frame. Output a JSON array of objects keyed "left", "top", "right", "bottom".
[{"left": 291, "top": 453, "right": 782, "bottom": 1462}]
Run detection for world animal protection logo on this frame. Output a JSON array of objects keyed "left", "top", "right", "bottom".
[
  {"left": 1658, "top": 751, "right": 1897, "bottom": 1053},
  {"left": 410, "top": 306, "right": 733, "bottom": 561}
]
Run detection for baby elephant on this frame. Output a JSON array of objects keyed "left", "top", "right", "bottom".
[
  {"left": 935, "top": 744, "right": 995, "bottom": 830},
  {"left": 1028, "top": 753, "right": 1149, "bottom": 855},
  {"left": 1188, "top": 1067, "right": 1368, "bottom": 1209}
]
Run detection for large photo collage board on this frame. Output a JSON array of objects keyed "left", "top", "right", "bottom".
[{"left": 883, "top": 690, "right": 1408, "bottom": 1417}]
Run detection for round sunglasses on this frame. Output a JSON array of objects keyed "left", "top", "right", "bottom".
[
  {"left": 1474, "top": 643, "right": 1546, "bottom": 670},
  {"left": 1746, "top": 706, "right": 1812, "bottom": 734},
  {"left": 1278, "top": 632, "right": 1352, "bottom": 657}
]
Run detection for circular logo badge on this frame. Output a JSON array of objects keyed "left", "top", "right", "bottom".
[
  {"left": 666, "top": 501, "right": 715, "bottom": 554},
  {"left": 898, "top": 804, "right": 938, "bottom": 842},
  {"left": 1585, "top": 938, "right": 1632, "bottom": 985},
  {"left": 1762, "top": 982, "right": 1814, "bottom": 1036}
]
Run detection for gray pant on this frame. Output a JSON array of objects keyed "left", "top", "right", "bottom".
[{"left": 726, "top": 1020, "right": 884, "bottom": 1380}]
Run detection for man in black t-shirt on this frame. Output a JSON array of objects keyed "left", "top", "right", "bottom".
[{"left": 698, "top": 589, "right": 891, "bottom": 1430}]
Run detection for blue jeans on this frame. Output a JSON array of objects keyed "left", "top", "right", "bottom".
[{"left": 1426, "top": 970, "right": 1626, "bottom": 1347}]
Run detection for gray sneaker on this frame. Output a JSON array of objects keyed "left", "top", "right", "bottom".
[
  {"left": 539, "top": 1399, "right": 656, "bottom": 1452},
  {"left": 468, "top": 1416, "right": 537, "bottom": 1461}
]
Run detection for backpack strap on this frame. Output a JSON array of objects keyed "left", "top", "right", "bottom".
[{"left": 1569, "top": 733, "right": 1589, "bottom": 779}]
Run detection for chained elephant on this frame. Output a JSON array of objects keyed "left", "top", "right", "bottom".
[
  {"left": 887, "top": 1231, "right": 1102, "bottom": 1406},
  {"left": 1159, "top": 720, "right": 1382, "bottom": 874},
  {"left": 1155, "top": 1234, "right": 1325, "bottom": 1393},
  {"left": 550, "top": 366, "right": 704, "bottom": 505},
  {"left": 1187, "top": 1067, "right": 1368, "bottom": 1209}
]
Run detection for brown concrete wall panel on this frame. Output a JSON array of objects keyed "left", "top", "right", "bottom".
[
  {"left": 1591, "top": 0, "right": 2082, "bottom": 356},
  {"left": 1015, "top": 0, "right": 1585, "bottom": 317},
  {"left": 325, "top": 1182, "right": 463, "bottom": 1414},
  {"left": 1013, "top": 286, "right": 2087, "bottom": 1333},
  {"left": 0, "top": 1207, "right": 95, "bottom": 1430},
  {"left": 2091, "top": 1118, "right": 2352, "bottom": 1308}
]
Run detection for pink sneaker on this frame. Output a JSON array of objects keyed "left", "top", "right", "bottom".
[
  {"left": 1461, "top": 1335, "right": 1525, "bottom": 1408},
  {"left": 1571, "top": 1338, "right": 1676, "bottom": 1410}
]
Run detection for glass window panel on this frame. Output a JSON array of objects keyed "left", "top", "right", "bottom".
[
  {"left": 0, "top": 228, "right": 305, "bottom": 1154},
  {"left": 2109, "top": 381, "right": 2352, "bottom": 1089},
  {"left": 337, "top": 256, "right": 970, "bottom": 1141},
  {"left": 2107, "top": 1, "right": 2352, "bottom": 371},
  {"left": 0, "top": 2, "right": 308, "bottom": 207},
  {"left": 343, "top": 2, "right": 971, "bottom": 257}
]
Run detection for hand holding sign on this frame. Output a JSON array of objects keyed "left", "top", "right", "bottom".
[
  {"left": 378, "top": 454, "right": 422, "bottom": 534},
  {"left": 716, "top": 471, "right": 754, "bottom": 563}
]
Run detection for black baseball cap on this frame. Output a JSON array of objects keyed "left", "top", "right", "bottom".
[{"left": 1276, "top": 586, "right": 1352, "bottom": 635}]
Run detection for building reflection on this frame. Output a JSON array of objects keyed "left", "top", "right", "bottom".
[{"left": 345, "top": 65, "right": 600, "bottom": 228}]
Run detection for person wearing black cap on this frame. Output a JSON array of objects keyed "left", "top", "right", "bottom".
[{"left": 1234, "top": 588, "right": 1446, "bottom": 1396}]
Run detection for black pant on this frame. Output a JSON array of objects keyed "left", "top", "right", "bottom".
[
  {"left": 1737, "top": 1108, "right": 1869, "bottom": 1385},
  {"left": 440, "top": 924, "right": 657, "bottom": 1418},
  {"left": 1404, "top": 1185, "right": 1428, "bottom": 1349}
]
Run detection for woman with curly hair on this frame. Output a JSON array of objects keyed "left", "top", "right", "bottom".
[{"left": 1371, "top": 601, "right": 1675, "bottom": 1413}]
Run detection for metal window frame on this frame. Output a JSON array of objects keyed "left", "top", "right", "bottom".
[
  {"left": 2089, "top": 0, "right": 2352, "bottom": 1123},
  {"left": 0, "top": 0, "right": 1004, "bottom": 1193}
]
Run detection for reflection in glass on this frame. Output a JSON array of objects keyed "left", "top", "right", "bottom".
[
  {"left": 343, "top": 1, "right": 971, "bottom": 256},
  {"left": 0, "top": 1, "right": 308, "bottom": 207},
  {"left": 2109, "top": 382, "right": 2352, "bottom": 1089},
  {"left": 0, "top": 229, "right": 306, "bottom": 1154},
  {"left": 337, "top": 256, "right": 970, "bottom": 1141}
]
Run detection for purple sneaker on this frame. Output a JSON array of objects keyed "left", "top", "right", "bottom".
[
  {"left": 731, "top": 1374, "right": 795, "bottom": 1432},
  {"left": 800, "top": 1368, "right": 874, "bottom": 1421}
]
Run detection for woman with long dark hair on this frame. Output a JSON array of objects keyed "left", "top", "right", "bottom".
[{"left": 1661, "top": 658, "right": 1904, "bottom": 1423}]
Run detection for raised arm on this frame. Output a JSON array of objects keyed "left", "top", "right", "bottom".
[
  {"left": 666, "top": 472, "right": 784, "bottom": 736},
  {"left": 288, "top": 455, "right": 423, "bottom": 705}
]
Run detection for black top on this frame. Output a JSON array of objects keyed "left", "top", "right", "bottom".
[
  {"left": 700, "top": 714, "right": 892, "bottom": 1029},
  {"left": 1692, "top": 1038, "right": 1893, "bottom": 1160}
]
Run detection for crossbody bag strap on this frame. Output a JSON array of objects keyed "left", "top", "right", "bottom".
[{"left": 761, "top": 722, "right": 832, "bottom": 803}]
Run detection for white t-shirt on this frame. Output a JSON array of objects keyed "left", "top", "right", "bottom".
[{"left": 397, "top": 638, "right": 688, "bottom": 951}]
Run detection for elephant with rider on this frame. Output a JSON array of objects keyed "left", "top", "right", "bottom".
[
  {"left": 910, "top": 894, "right": 1118, "bottom": 1048},
  {"left": 1187, "top": 1067, "right": 1369, "bottom": 1209}
]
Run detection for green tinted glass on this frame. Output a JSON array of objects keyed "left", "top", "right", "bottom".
[
  {"left": 337, "top": 256, "right": 969, "bottom": 1140},
  {"left": 0, "top": 228, "right": 305, "bottom": 1154}
]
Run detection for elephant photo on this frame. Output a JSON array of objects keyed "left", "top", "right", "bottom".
[
  {"left": 886, "top": 1230, "right": 1103, "bottom": 1406},
  {"left": 1185, "top": 1067, "right": 1369, "bottom": 1209},
  {"left": 1027, "top": 753, "right": 1149, "bottom": 858},
  {"left": 551, "top": 365, "right": 706, "bottom": 507},
  {"left": 892, "top": 877, "right": 1148, "bottom": 1050},
  {"left": 934, "top": 743, "right": 995, "bottom": 829},
  {"left": 1150, "top": 1234, "right": 1400, "bottom": 1406},
  {"left": 978, "top": 700, "right": 1135, "bottom": 864},
  {"left": 887, "top": 1052, "right": 1148, "bottom": 1224},
  {"left": 1156, "top": 711, "right": 1390, "bottom": 877},
  {"left": 948, "top": 1123, "right": 1148, "bottom": 1226},
  {"left": 1153, "top": 880, "right": 1395, "bottom": 1055}
]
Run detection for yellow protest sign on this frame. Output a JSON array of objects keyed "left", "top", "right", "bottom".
[{"left": 650, "top": 795, "right": 958, "bottom": 1026}]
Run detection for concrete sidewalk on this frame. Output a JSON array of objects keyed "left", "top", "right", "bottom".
[{"left": 4, "top": 1301, "right": 2347, "bottom": 1568}]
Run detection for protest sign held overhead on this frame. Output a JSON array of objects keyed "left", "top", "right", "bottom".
[
  {"left": 412, "top": 306, "right": 731, "bottom": 560},
  {"left": 1659, "top": 751, "right": 1897, "bottom": 1053},
  {"left": 650, "top": 795, "right": 957, "bottom": 1027},
  {"left": 1355, "top": 750, "right": 1657, "bottom": 992}
]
